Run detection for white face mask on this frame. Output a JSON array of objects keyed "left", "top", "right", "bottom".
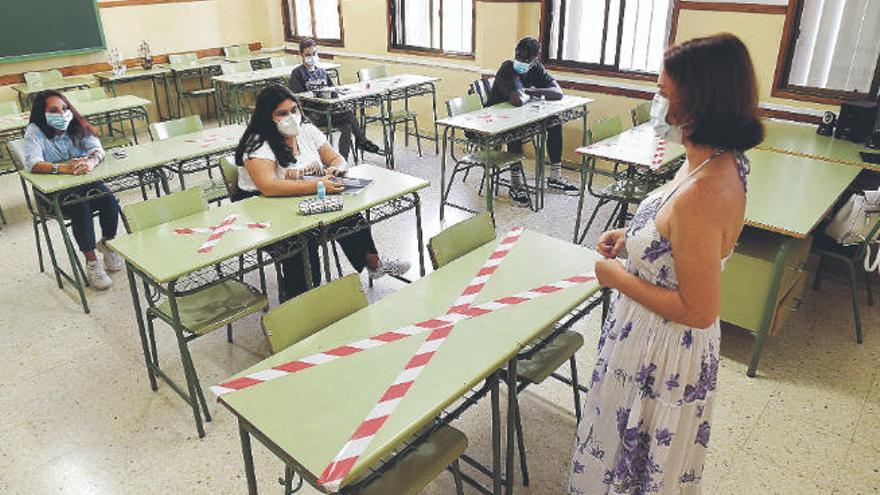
[
  {"left": 304, "top": 54, "right": 318, "bottom": 67},
  {"left": 276, "top": 112, "right": 302, "bottom": 137},
  {"left": 650, "top": 94, "right": 683, "bottom": 144}
]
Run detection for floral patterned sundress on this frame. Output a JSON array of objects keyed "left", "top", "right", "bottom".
[{"left": 569, "top": 152, "right": 750, "bottom": 494}]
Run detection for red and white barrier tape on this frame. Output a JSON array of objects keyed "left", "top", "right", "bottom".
[
  {"left": 174, "top": 214, "right": 270, "bottom": 253},
  {"left": 651, "top": 137, "right": 667, "bottom": 169},
  {"left": 211, "top": 227, "right": 524, "bottom": 397}
]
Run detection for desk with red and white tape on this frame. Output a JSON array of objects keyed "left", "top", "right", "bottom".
[{"left": 212, "top": 227, "right": 596, "bottom": 491}]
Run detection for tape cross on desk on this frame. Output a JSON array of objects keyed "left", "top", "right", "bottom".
[
  {"left": 174, "top": 213, "right": 270, "bottom": 253},
  {"left": 210, "top": 227, "right": 596, "bottom": 490}
]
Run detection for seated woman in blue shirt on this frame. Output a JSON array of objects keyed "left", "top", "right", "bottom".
[
  {"left": 234, "top": 84, "right": 409, "bottom": 300},
  {"left": 23, "top": 90, "right": 123, "bottom": 290}
]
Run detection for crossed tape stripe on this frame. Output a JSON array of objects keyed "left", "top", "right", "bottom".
[
  {"left": 210, "top": 227, "right": 525, "bottom": 397},
  {"left": 315, "top": 272, "right": 596, "bottom": 490},
  {"left": 174, "top": 214, "right": 271, "bottom": 253},
  {"left": 651, "top": 137, "right": 667, "bottom": 169}
]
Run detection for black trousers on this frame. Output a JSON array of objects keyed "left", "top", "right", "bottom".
[
  {"left": 41, "top": 183, "right": 121, "bottom": 253},
  {"left": 507, "top": 124, "right": 563, "bottom": 164},
  {"left": 232, "top": 188, "right": 378, "bottom": 301},
  {"left": 308, "top": 111, "right": 368, "bottom": 160}
]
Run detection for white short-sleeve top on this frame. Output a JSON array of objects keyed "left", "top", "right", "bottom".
[{"left": 238, "top": 123, "right": 328, "bottom": 193}]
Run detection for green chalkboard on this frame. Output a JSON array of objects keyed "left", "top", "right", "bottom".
[{"left": 0, "top": 0, "right": 105, "bottom": 64}]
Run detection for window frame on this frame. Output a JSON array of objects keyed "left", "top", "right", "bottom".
[
  {"left": 281, "top": 0, "right": 345, "bottom": 48},
  {"left": 539, "top": 0, "right": 675, "bottom": 82},
  {"left": 386, "top": 0, "right": 477, "bottom": 60},
  {"left": 772, "top": 0, "right": 880, "bottom": 105}
]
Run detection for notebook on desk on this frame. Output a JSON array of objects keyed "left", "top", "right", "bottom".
[{"left": 304, "top": 175, "right": 374, "bottom": 194}]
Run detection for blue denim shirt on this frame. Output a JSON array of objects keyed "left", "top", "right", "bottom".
[{"left": 23, "top": 123, "right": 105, "bottom": 171}]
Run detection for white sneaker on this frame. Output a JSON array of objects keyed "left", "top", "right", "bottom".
[
  {"left": 85, "top": 259, "right": 113, "bottom": 290},
  {"left": 96, "top": 239, "right": 124, "bottom": 272},
  {"left": 368, "top": 258, "right": 412, "bottom": 280}
]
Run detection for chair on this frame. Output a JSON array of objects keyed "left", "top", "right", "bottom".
[
  {"left": 357, "top": 66, "right": 422, "bottom": 157},
  {"left": 262, "top": 274, "right": 466, "bottom": 495},
  {"left": 62, "top": 87, "right": 107, "bottom": 105},
  {"left": 221, "top": 61, "right": 253, "bottom": 75},
  {"left": 443, "top": 94, "right": 530, "bottom": 215},
  {"left": 61, "top": 87, "right": 132, "bottom": 149},
  {"left": 269, "top": 55, "right": 297, "bottom": 68},
  {"left": 0, "top": 101, "right": 20, "bottom": 181},
  {"left": 812, "top": 219, "right": 880, "bottom": 343},
  {"left": 427, "top": 213, "right": 584, "bottom": 487},
  {"left": 123, "top": 189, "right": 270, "bottom": 436},
  {"left": 8, "top": 139, "right": 59, "bottom": 274},
  {"left": 149, "top": 115, "right": 227, "bottom": 204},
  {"left": 170, "top": 52, "right": 215, "bottom": 118},
  {"left": 631, "top": 100, "right": 652, "bottom": 127},
  {"left": 23, "top": 70, "right": 63, "bottom": 85},
  {"left": 218, "top": 155, "right": 239, "bottom": 199},
  {"left": 224, "top": 44, "right": 251, "bottom": 58},
  {"left": 469, "top": 77, "right": 495, "bottom": 107}
]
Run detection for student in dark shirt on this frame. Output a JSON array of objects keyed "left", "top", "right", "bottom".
[
  {"left": 487, "top": 37, "right": 578, "bottom": 206},
  {"left": 287, "top": 38, "right": 380, "bottom": 160}
]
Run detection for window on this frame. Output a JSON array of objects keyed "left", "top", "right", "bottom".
[
  {"left": 282, "top": 0, "right": 344, "bottom": 46},
  {"left": 543, "top": 0, "right": 674, "bottom": 77},
  {"left": 776, "top": 0, "right": 880, "bottom": 101},
  {"left": 388, "top": 0, "right": 475, "bottom": 57}
]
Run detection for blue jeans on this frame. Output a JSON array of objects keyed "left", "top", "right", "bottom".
[{"left": 43, "top": 183, "right": 121, "bottom": 253}]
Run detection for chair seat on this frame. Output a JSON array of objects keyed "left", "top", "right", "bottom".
[
  {"left": 185, "top": 88, "right": 216, "bottom": 97},
  {"left": 459, "top": 150, "right": 524, "bottom": 168},
  {"left": 155, "top": 280, "right": 268, "bottom": 335},
  {"left": 812, "top": 231, "right": 858, "bottom": 258},
  {"left": 518, "top": 330, "right": 584, "bottom": 385},
  {"left": 349, "top": 425, "right": 467, "bottom": 495},
  {"left": 0, "top": 159, "right": 15, "bottom": 175},
  {"left": 599, "top": 178, "right": 653, "bottom": 202},
  {"left": 100, "top": 135, "right": 133, "bottom": 150},
  {"left": 197, "top": 178, "right": 229, "bottom": 203}
]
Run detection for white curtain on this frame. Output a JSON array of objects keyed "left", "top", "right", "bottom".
[
  {"left": 294, "top": 0, "right": 312, "bottom": 36},
  {"left": 314, "top": 0, "right": 341, "bottom": 40},
  {"left": 789, "top": 0, "right": 880, "bottom": 93},
  {"left": 442, "top": 0, "right": 473, "bottom": 53}
]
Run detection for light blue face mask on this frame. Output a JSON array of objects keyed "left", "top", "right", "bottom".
[
  {"left": 45, "top": 110, "right": 73, "bottom": 131},
  {"left": 649, "top": 94, "right": 683, "bottom": 143},
  {"left": 304, "top": 54, "right": 319, "bottom": 67},
  {"left": 512, "top": 60, "right": 531, "bottom": 75}
]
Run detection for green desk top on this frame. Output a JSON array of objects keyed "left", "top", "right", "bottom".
[
  {"left": 94, "top": 67, "right": 172, "bottom": 82},
  {"left": 575, "top": 123, "right": 685, "bottom": 170},
  {"left": 164, "top": 59, "right": 225, "bottom": 73},
  {"left": 217, "top": 229, "right": 601, "bottom": 489},
  {"left": 296, "top": 74, "right": 440, "bottom": 105},
  {"left": 758, "top": 119, "right": 874, "bottom": 171},
  {"left": 19, "top": 124, "right": 243, "bottom": 194},
  {"left": 10, "top": 76, "right": 94, "bottom": 96},
  {"left": 225, "top": 53, "right": 273, "bottom": 64},
  {"left": 0, "top": 95, "right": 150, "bottom": 136},
  {"left": 108, "top": 164, "right": 428, "bottom": 283},
  {"left": 316, "top": 62, "right": 342, "bottom": 71},
  {"left": 744, "top": 149, "right": 859, "bottom": 238},
  {"left": 436, "top": 95, "right": 593, "bottom": 136},
  {"left": 212, "top": 66, "right": 292, "bottom": 86}
]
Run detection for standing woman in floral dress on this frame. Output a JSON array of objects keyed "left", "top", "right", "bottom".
[{"left": 569, "top": 33, "right": 763, "bottom": 494}]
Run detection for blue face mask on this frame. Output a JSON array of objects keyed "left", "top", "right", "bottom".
[
  {"left": 304, "top": 54, "right": 318, "bottom": 67},
  {"left": 46, "top": 110, "right": 73, "bottom": 131},
  {"left": 513, "top": 60, "right": 531, "bottom": 75}
]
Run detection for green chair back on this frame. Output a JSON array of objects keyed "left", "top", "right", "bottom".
[
  {"left": 123, "top": 188, "right": 208, "bottom": 233},
  {"left": 224, "top": 45, "right": 250, "bottom": 58},
  {"left": 357, "top": 66, "right": 389, "bottom": 82},
  {"left": 149, "top": 115, "right": 204, "bottom": 141},
  {"left": 219, "top": 155, "right": 239, "bottom": 198},
  {"left": 428, "top": 213, "right": 496, "bottom": 269},
  {"left": 63, "top": 87, "right": 107, "bottom": 105},
  {"left": 169, "top": 52, "right": 198, "bottom": 64},
  {"left": 7, "top": 139, "right": 27, "bottom": 171},
  {"left": 588, "top": 115, "right": 624, "bottom": 145},
  {"left": 269, "top": 55, "right": 297, "bottom": 68},
  {"left": 446, "top": 94, "right": 482, "bottom": 118},
  {"left": 221, "top": 61, "right": 252, "bottom": 75},
  {"left": 261, "top": 274, "right": 368, "bottom": 354},
  {"left": 631, "top": 100, "right": 652, "bottom": 127},
  {"left": 0, "top": 100, "right": 21, "bottom": 116},
  {"left": 24, "top": 70, "right": 63, "bottom": 85}
]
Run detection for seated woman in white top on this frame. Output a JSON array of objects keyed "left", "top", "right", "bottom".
[
  {"left": 23, "top": 90, "right": 124, "bottom": 291},
  {"left": 233, "top": 84, "right": 409, "bottom": 300}
]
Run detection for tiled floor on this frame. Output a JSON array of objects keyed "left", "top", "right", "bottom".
[{"left": 0, "top": 128, "right": 878, "bottom": 494}]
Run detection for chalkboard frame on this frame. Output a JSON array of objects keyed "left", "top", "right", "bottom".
[{"left": 0, "top": 0, "right": 106, "bottom": 64}]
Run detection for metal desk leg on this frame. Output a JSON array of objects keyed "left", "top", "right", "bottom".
[
  {"left": 482, "top": 142, "right": 495, "bottom": 224},
  {"left": 574, "top": 160, "right": 588, "bottom": 244},
  {"left": 320, "top": 226, "right": 333, "bottom": 283},
  {"left": 505, "top": 358, "right": 517, "bottom": 494},
  {"left": 35, "top": 196, "right": 63, "bottom": 289},
  {"left": 383, "top": 96, "right": 395, "bottom": 169},
  {"left": 125, "top": 265, "right": 158, "bottom": 390},
  {"left": 50, "top": 194, "right": 90, "bottom": 314},
  {"left": 491, "top": 371, "right": 502, "bottom": 495},
  {"left": 430, "top": 83, "right": 440, "bottom": 154},
  {"left": 175, "top": 73, "right": 185, "bottom": 119},
  {"left": 439, "top": 126, "right": 450, "bottom": 222},
  {"left": 167, "top": 282, "right": 208, "bottom": 438},
  {"left": 535, "top": 132, "right": 546, "bottom": 211},
  {"left": 240, "top": 421, "right": 259, "bottom": 495},
  {"left": 413, "top": 193, "right": 426, "bottom": 276}
]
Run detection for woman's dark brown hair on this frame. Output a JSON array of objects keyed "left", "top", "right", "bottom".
[
  {"left": 29, "top": 90, "right": 99, "bottom": 147},
  {"left": 663, "top": 33, "right": 764, "bottom": 151}
]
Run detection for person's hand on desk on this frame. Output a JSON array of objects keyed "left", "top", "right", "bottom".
[
  {"left": 595, "top": 259, "right": 626, "bottom": 289},
  {"left": 597, "top": 229, "right": 626, "bottom": 259},
  {"left": 324, "top": 166, "right": 347, "bottom": 177},
  {"left": 61, "top": 158, "right": 93, "bottom": 175},
  {"left": 320, "top": 176, "right": 345, "bottom": 194}
]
